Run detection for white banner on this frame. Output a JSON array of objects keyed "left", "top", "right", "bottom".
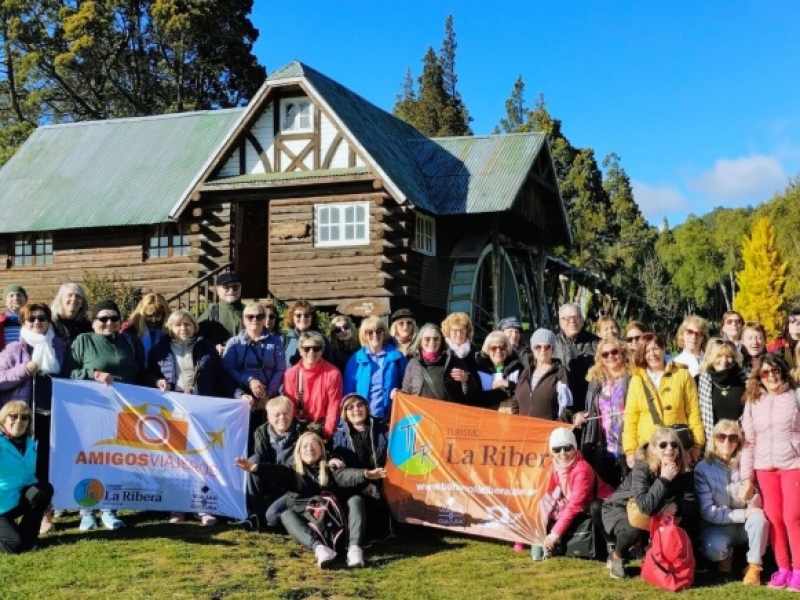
[{"left": 50, "top": 379, "right": 249, "bottom": 519}]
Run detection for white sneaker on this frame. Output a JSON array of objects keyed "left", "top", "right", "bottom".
[
  {"left": 314, "top": 544, "right": 337, "bottom": 568},
  {"left": 347, "top": 545, "right": 365, "bottom": 568}
]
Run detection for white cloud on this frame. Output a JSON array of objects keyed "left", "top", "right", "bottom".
[
  {"left": 631, "top": 181, "right": 690, "bottom": 224},
  {"left": 689, "top": 155, "right": 788, "bottom": 201}
]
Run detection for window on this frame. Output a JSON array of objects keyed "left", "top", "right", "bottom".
[
  {"left": 415, "top": 213, "right": 436, "bottom": 256},
  {"left": 13, "top": 233, "right": 52, "bottom": 266},
  {"left": 315, "top": 203, "right": 369, "bottom": 247},
  {"left": 149, "top": 223, "right": 190, "bottom": 259},
  {"left": 281, "top": 98, "right": 313, "bottom": 132}
]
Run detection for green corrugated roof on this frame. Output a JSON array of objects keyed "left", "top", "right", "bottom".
[
  {"left": 0, "top": 108, "right": 244, "bottom": 233},
  {"left": 204, "top": 167, "right": 371, "bottom": 187},
  {"left": 409, "top": 133, "right": 547, "bottom": 214}
]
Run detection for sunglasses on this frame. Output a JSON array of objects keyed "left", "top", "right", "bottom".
[
  {"left": 96, "top": 315, "right": 120, "bottom": 323},
  {"left": 300, "top": 345, "right": 322, "bottom": 354},
  {"left": 365, "top": 329, "right": 385, "bottom": 337},
  {"left": 244, "top": 314, "right": 265, "bottom": 321},
  {"left": 396, "top": 320, "right": 414, "bottom": 327},
  {"left": 333, "top": 324, "right": 351, "bottom": 333},
  {"left": 7, "top": 413, "right": 31, "bottom": 422},
  {"left": 489, "top": 345, "right": 507, "bottom": 352},
  {"left": 725, "top": 318, "right": 742, "bottom": 326},
  {"left": 551, "top": 444, "right": 574, "bottom": 454},
  {"left": 715, "top": 433, "right": 740, "bottom": 444},
  {"left": 533, "top": 344, "right": 552, "bottom": 351},
  {"left": 26, "top": 316, "right": 48, "bottom": 323},
  {"left": 600, "top": 349, "right": 620, "bottom": 359},
  {"left": 760, "top": 367, "right": 782, "bottom": 379},
  {"left": 685, "top": 328, "right": 702, "bottom": 337},
  {"left": 345, "top": 402, "right": 367, "bottom": 411},
  {"left": 294, "top": 312, "right": 312, "bottom": 319},
  {"left": 422, "top": 336, "right": 441, "bottom": 342},
  {"left": 264, "top": 313, "right": 277, "bottom": 321},
  {"left": 625, "top": 335, "right": 642, "bottom": 344},
  {"left": 658, "top": 441, "right": 680, "bottom": 450}
]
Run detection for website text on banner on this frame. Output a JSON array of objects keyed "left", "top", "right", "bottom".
[
  {"left": 50, "top": 379, "right": 250, "bottom": 519},
  {"left": 384, "top": 392, "right": 561, "bottom": 544}
]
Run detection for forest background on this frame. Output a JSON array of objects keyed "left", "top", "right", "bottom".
[{"left": 1, "top": 3, "right": 798, "bottom": 330}]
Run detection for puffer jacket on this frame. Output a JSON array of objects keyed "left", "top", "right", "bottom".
[
  {"left": 740, "top": 386, "right": 800, "bottom": 481},
  {"left": 343, "top": 346, "right": 407, "bottom": 420},
  {"left": 0, "top": 434, "right": 37, "bottom": 514},
  {"left": 694, "top": 456, "right": 753, "bottom": 525},
  {"left": 401, "top": 351, "right": 478, "bottom": 403},
  {"left": 622, "top": 363, "right": 704, "bottom": 456}
]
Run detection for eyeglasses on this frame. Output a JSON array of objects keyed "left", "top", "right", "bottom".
[
  {"left": 7, "top": 413, "right": 31, "bottom": 422},
  {"left": 489, "top": 345, "right": 507, "bottom": 352},
  {"left": 300, "top": 345, "right": 322, "bottom": 354},
  {"left": 346, "top": 402, "right": 367, "bottom": 411},
  {"left": 533, "top": 344, "right": 551, "bottom": 351},
  {"left": 760, "top": 367, "right": 782, "bottom": 379},
  {"left": 244, "top": 314, "right": 265, "bottom": 321},
  {"left": 685, "top": 328, "right": 702, "bottom": 337},
  {"left": 26, "top": 316, "right": 48, "bottom": 323},
  {"left": 600, "top": 349, "right": 620, "bottom": 359},
  {"left": 714, "top": 433, "right": 740, "bottom": 444},
  {"left": 222, "top": 284, "right": 241, "bottom": 291},
  {"left": 333, "top": 324, "right": 351, "bottom": 333},
  {"left": 294, "top": 312, "right": 312, "bottom": 319},
  {"left": 96, "top": 315, "right": 120, "bottom": 323},
  {"left": 725, "top": 318, "right": 742, "bottom": 326},
  {"left": 422, "top": 336, "right": 441, "bottom": 342},
  {"left": 551, "top": 444, "right": 574, "bottom": 454},
  {"left": 365, "top": 329, "right": 385, "bottom": 337},
  {"left": 625, "top": 335, "right": 642, "bottom": 344},
  {"left": 560, "top": 315, "right": 580, "bottom": 323},
  {"left": 658, "top": 441, "right": 680, "bottom": 450},
  {"left": 396, "top": 320, "right": 414, "bottom": 327},
  {"left": 264, "top": 313, "right": 277, "bottom": 321}
]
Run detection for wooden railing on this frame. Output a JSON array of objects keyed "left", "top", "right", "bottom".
[{"left": 167, "top": 262, "right": 233, "bottom": 316}]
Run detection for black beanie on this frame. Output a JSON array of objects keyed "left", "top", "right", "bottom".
[{"left": 92, "top": 300, "right": 121, "bottom": 318}]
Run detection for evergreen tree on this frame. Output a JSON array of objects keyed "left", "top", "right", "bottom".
[
  {"left": 495, "top": 76, "right": 534, "bottom": 133},
  {"left": 438, "top": 14, "right": 471, "bottom": 136},
  {"left": 393, "top": 67, "right": 417, "bottom": 124},
  {"left": 733, "top": 216, "right": 787, "bottom": 340}
]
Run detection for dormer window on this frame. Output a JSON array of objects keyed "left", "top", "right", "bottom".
[{"left": 281, "top": 98, "right": 313, "bottom": 133}]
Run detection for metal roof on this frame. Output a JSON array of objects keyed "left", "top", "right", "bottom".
[
  {"left": 0, "top": 109, "right": 244, "bottom": 233},
  {"left": 203, "top": 167, "right": 371, "bottom": 188},
  {"left": 408, "top": 133, "right": 547, "bottom": 214}
]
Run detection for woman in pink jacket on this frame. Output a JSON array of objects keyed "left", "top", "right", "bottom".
[
  {"left": 537, "top": 428, "right": 613, "bottom": 556},
  {"left": 741, "top": 354, "right": 800, "bottom": 590}
]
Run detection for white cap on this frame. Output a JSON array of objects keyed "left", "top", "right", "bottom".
[{"left": 548, "top": 427, "right": 577, "bottom": 450}]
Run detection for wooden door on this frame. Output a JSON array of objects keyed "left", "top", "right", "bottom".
[{"left": 234, "top": 203, "right": 269, "bottom": 299}]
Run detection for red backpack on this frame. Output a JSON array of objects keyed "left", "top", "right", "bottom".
[{"left": 641, "top": 515, "right": 695, "bottom": 592}]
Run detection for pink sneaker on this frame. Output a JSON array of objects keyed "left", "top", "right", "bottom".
[
  {"left": 769, "top": 568, "right": 791, "bottom": 589},
  {"left": 787, "top": 570, "right": 800, "bottom": 592},
  {"left": 513, "top": 542, "right": 525, "bottom": 553}
]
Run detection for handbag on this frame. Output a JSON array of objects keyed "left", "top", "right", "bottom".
[
  {"left": 626, "top": 497, "right": 651, "bottom": 530},
  {"left": 562, "top": 512, "right": 598, "bottom": 559},
  {"left": 641, "top": 381, "right": 694, "bottom": 450},
  {"left": 641, "top": 515, "right": 695, "bottom": 592}
]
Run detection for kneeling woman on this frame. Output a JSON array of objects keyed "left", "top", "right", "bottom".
[
  {"left": 601, "top": 427, "right": 697, "bottom": 579},
  {"left": 695, "top": 419, "right": 767, "bottom": 585},
  {"left": 235, "top": 432, "right": 385, "bottom": 569},
  {"left": 0, "top": 401, "right": 53, "bottom": 553}
]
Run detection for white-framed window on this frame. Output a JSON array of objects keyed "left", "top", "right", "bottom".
[
  {"left": 315, "top": 202, "right": 370, "bottom": 247},
  {"left": 415, "top": 213, "right": 436, "bottom": 256},
  {"left": 13, "top": 232, "right": 52, "bottom": 266},
  {"left": 280, "top": 98, "right": 313, "bottom": 132},
  {"left": 149, "top": 223, "right": 190, "bottom": 259}
]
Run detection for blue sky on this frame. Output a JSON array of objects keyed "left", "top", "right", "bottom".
[{"left": 250, "top": 1, "right": 800, "bottom": 226}]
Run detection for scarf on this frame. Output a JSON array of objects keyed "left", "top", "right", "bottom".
[
  {"left": 20, "top": 326, "right": 60, "bottom": 374},
  {"left": 421, "top": 350, "right": 440, "bottom": 363},
  {"left": 446, "top": 338, "right": 472, "bottom": 359}
]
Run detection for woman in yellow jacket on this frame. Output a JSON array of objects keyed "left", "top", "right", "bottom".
[{"left": 623, "top": 332, "right": 704, "bottom": 467}]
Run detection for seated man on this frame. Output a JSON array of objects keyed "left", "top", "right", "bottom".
[{"left": 244, "top": 396, "right": 300, "bottom": 529}]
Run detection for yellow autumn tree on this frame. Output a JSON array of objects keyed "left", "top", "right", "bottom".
[{"left": 733, "top": 216, "right": 787, "bottom": 339}]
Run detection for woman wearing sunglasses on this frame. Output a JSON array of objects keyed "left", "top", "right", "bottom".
[
  {"left": 698, "top": 339, "right": 746, "bottom": 445},
  {"left": 536, "top": 428, "right": 613, "bottom": 557},
  {"left": 512, "top": 328, "right": 571, "bottom": 421},
  {"left": 474, "top": 331, "right": 524, "bottom": 412},
  {"left": 766, "top": 308, "right": 800, "bottom": 370},
  {"left": 283, "top": 331, "right": 342, "bottom": 439},
  {"left": 674, "top": 315, "right": 709, "bottom": 378},
  {"left": 71, "top": 300, "right": 146, "bottom": 531},
  {"left": 602, "top": 427, "right": 697, "bottom": 579},
  {"left": 0, "top": 401, "right": 53, "bottom": 554},
  {"left": 282, "top": 300, "right": 331, "bottom": 368},
  {"left": 343, "top": 316, "right": 407, "bottom": 422},
  {"left": 328, "top": 315, "right": 359, "bottom": 374},
  {"left": 623, "top": 332, "right": 704, "bottom": 468},
  {"left": 695, "top": 419, "right": 768, "bottom": 585},
  {"left": 578, "top": 337, "right": 631, "bottom": 487},
  {"left": 622, "top": 321, "right": 650, "bottom": 358},
  {"left": 740, "top": 354, "right": 800, "bottom": 590}
]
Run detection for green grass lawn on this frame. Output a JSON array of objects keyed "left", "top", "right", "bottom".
[{"left": 0, "top": 512, "right": 789, "bottom": 599}]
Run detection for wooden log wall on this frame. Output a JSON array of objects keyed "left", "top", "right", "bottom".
[{"left": 268, "top": 193, "right": 420, "bottom": 311}]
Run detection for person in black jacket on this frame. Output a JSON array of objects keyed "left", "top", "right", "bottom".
[
  {"left": 553, "top": 303, "right": 600, "bottom": 414},
  {"left": 601, "top": 426, "right": 698, "bottom": 579},
  {"left": 474, "top": 332, "right": 523, "bottom": 411},
  {"left": 236, "top": 431, "right": 386, "bottom": 569}
]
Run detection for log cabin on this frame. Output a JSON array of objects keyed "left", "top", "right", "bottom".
[{"left": 0, "top": 60, "right": 576, "bottom": 332}]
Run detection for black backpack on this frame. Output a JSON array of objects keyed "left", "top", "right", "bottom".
[{"left": 299, "top": 492, "right": 348, "bottom": 553}]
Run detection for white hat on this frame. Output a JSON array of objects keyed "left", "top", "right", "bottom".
[{"left": 548, "top": 427, "right": 577, "bottom": 450}]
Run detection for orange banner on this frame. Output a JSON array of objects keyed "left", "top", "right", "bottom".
[{"left": 384, "top": 393, "right": 562, "bottom": 544}]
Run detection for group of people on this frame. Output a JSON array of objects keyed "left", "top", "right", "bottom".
[{"left": 1, "top": 273, "right": 799, "bottom": 587}]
